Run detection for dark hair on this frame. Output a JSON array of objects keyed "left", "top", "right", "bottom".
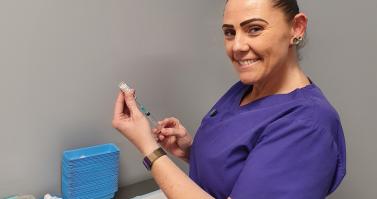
[
  {"left": 272, "top": 0, "right": 300, "bottom": 22},
  {"left": 225, "top": 0, "right": 300, "bottom": 22},
  {"left": 270, "top": 0, "right": 305, "bottom": 56}
]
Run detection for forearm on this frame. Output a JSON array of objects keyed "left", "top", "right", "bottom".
[{"left": 151, "top": 155, "right": 214, "bottom": 199}]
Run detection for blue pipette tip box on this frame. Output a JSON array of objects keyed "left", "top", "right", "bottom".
[{"left": 61, "top": 143, "right": 120, "bottom": 199}]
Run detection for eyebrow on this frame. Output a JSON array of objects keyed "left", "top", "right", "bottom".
[{"left": 222, "top": 18, "right": 269, "bottom": 29}]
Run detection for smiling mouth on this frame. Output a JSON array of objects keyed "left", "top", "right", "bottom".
[{"left": 236, "top": 59, "right": 261, "bottom": 68}]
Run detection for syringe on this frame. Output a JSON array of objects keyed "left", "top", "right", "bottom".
[{"left": 118, "top": 81, "right": 158, "bottom": 126}]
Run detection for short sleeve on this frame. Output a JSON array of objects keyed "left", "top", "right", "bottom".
[{"left": 229, "top": 118, "right": 339, "bottom": 199}]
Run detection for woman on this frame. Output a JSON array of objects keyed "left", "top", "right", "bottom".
[{"left": 112, "top": 0, "right": 346, "bottom": 198}]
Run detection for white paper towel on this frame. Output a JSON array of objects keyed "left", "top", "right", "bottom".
[{"left": 131, "top": 189, "right": 167, "bottom": 199}]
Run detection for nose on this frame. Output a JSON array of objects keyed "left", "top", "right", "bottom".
[{"left": 232, "top": 33, "right": 250, "bottom": 54}]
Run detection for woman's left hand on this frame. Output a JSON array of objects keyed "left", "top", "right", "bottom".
[{"left": 112, "top": 89, "right": 159, "bottom": 155}]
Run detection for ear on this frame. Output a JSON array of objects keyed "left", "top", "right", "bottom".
[{"left": 290, "top": 13, "right": 308, "bottom": 44}]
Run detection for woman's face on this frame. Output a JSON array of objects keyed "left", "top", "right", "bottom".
[{"left": 223, "top": 0, "right": 294, "bottom": 85}]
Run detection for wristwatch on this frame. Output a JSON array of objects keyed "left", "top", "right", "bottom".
[{"left": 143, "top": 147, "right": 167, "bottom": 170}]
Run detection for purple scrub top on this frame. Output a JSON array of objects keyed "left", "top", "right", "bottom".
[{"left": 189, "top": 81, "right": 346, "bottom": 199}]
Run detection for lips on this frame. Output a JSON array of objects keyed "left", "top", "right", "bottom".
[
  {"left": 235, "top": 58, "right": 261, "bottom": 70},
  {"left": 238, "top": 59, "right": 259, "bottom": 66}
]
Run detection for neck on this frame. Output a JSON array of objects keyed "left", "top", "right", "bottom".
[{"left": 244, "top": 55, "right": 310, "bottom": 105}]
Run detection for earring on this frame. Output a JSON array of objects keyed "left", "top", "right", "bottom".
[{"left": 293, "top": 36, "right": 303, "bottom": 45}]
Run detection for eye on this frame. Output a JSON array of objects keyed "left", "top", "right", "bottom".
[
  {"left": 247, "top": 26, "right": 263, "bottom": 35},
  {"left": 223, "top": 29, "right": 236, "bottom": 38}
]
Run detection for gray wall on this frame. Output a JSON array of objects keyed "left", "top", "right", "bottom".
[
  {"left": 0, "top": 0, "right": 375, "bottom": 198},
  {"left": 300, "top": 1, "right": 377, "bottom": 198}
]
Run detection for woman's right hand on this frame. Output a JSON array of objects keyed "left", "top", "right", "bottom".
[{"left": 152, "top": 117, "right": 193, "bottom": 162}]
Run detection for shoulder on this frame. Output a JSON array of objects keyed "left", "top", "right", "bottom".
[
  {"left": 257, "top": 83, "right": 343, "bottom": 146},
  {"left": 262, "top": 83, "right": 346, "bottom": 194},
  {"left": 283, "top": 84, "right": 341, "bottom": 133}
]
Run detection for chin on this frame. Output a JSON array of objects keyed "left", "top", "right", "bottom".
[
  {"left": 238, "top": 73, "right": 258, "bottom": 85},
  {"left": 233, "top": 63, "right": 262, "bottom": 85}
]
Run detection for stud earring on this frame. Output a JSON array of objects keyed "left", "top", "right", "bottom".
[{"left": 293, "top": 36, "right": 303, "bottom": 45}]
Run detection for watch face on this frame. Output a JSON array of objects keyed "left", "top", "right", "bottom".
[{"left": 143, "top": 158, "right": 152, "bottom": 170}]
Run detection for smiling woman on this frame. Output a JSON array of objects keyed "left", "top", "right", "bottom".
[
  {"left": 112, "top": 0, "right": 346, "bottom": 198},
  {"left": 222, "top": 0, "right": 309, "bottom": 104}
]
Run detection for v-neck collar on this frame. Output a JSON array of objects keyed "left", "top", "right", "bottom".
[{"left": 234, "top": 79, "right": 315, "bottom": 111}]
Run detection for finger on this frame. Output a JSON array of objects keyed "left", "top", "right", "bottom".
[
  {"left": 154, "top": 122, "right": 166, "bottom": 132},
  {"left": 161, "top": 136, "right": 171, "bottom": 147},
  {"left": 168, "top": 117, "right": 180, "bottom": 124},
  {"left": 160, "top": 128, "right": 183, "bottom": 137},
  {"left": 156, "top": 121, "right": 165, "bottom": 131},
  {"left": 153, "top": 134, "right": 159, "bottom": 142},
  {"left": 159, "top": 118, "right": 172, "bottom": 126},
  {"left": 113, "top": 91, "right": 125, "bottom": 118},
  {"left": 155, "top": 135, "right": 162, "bottom": 142},
  {"left": 158, "top": 117, "right": 179, "bottom": 128},
  {"left": 158, "top": 135, "right": 166, "bottom": 144},
  {"left": 166, "top": 136, "right": 176, "bottom": 146},
  {"left": 154, "top": 125, "right": 163, "bottom": 131},
  {"left": 157, "top": 120, "right": 165, "bottom": 127},
  {"left": 152, "top": 128, "right": 162, "bottom": 136},
  {"left": 123, "top": 89, "right": 141, "bottom": 117},
  {"left": 169, "top": 117, "right": 181, "bottom": 128},
  {"left": 153, "top": 130, "right": 162, "bottom": 142}
]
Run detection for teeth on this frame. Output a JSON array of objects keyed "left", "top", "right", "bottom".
[{"left": 238, "top": 59, "right": 259, "bottom": 66}]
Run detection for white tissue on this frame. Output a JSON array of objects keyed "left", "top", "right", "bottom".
[
  {"left": 43, "top": 194, "right": 62, "bottom": 199},
  {"left": 131, "top": 189, "right": 167, "bottom": 199}
]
